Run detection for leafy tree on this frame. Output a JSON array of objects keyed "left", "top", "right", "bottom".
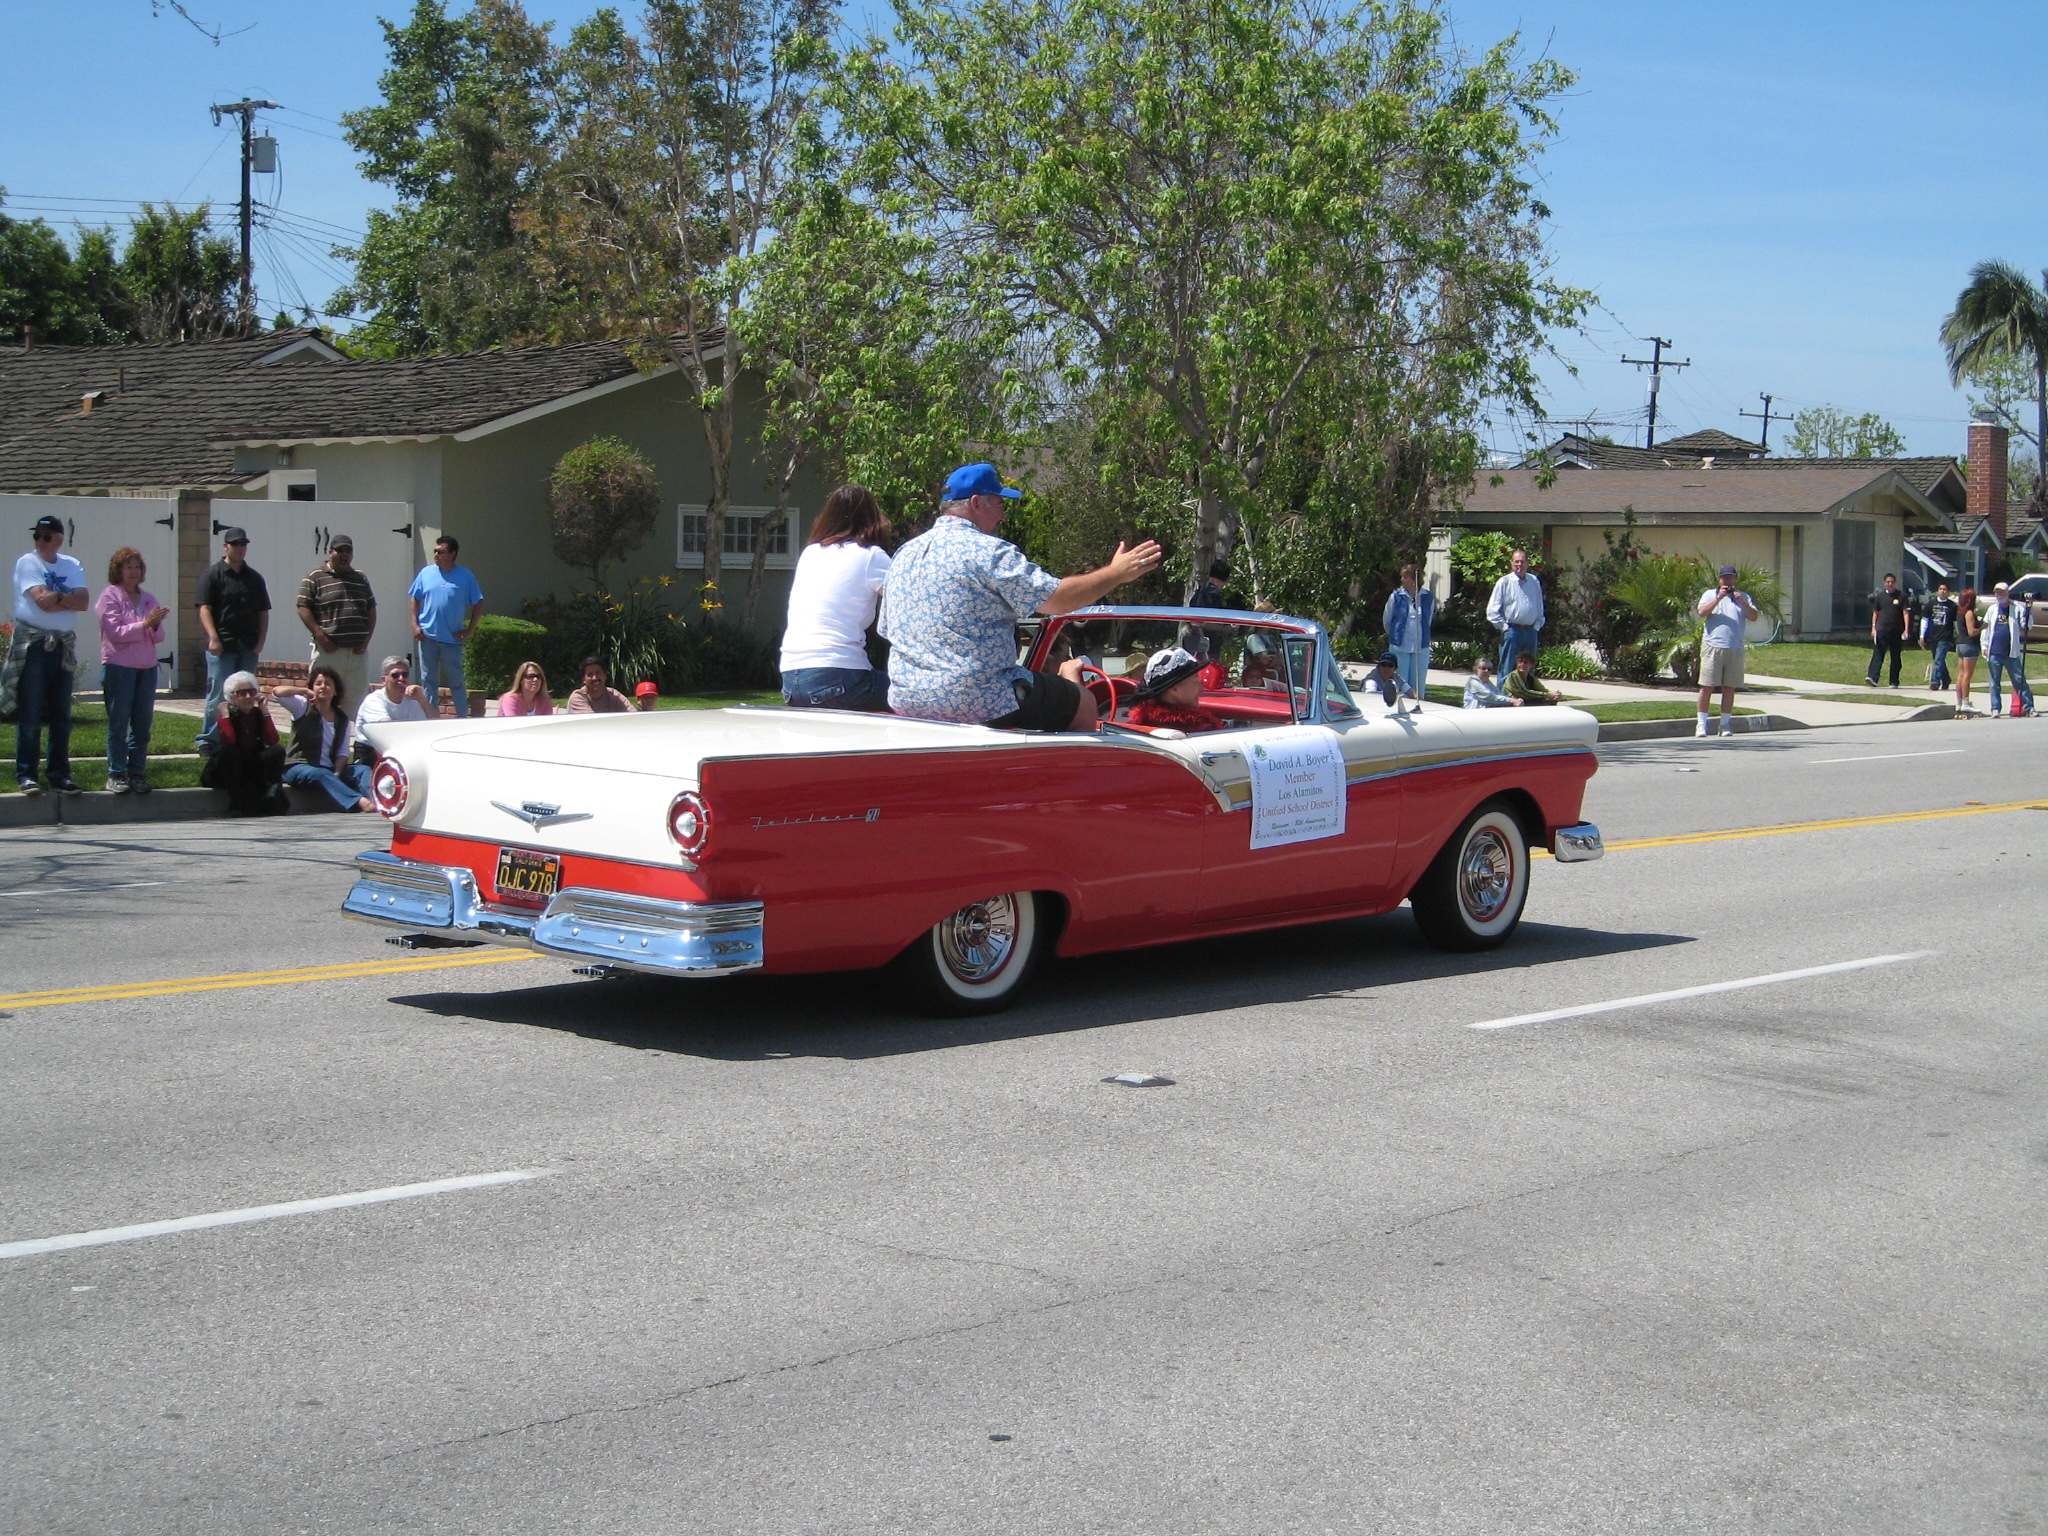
[
  {"left": 1784, "top": 404, "right": 1907, "bottom": 460},
  {"left": 523, "top": 0, "right": 834, "bottom": 608},
  {"left": 0, "top": 194, "right": 97, "bottom": 344},
  {"left": 1942, "top": 260, "right": 2048, "bottom": 512},
  {"left": 836, "top": 0, "right": 1586, "bottom": 629},
  {"left": 548, "top": 436, "right": 661, "bottom": 596},
  {"left": 333, "top": 0, "right": 569, "bottom": 354},
  {"left": 111, "top": 203, "right": 238, "bottom": 341}
]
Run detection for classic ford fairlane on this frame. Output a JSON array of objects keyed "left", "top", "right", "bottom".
[{"left": 344, "top": 608, "right": 1602, "bottom": 1013}]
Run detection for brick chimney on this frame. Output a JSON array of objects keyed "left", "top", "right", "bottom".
[{"left": 1968, "top": 418, "right": 2009, "bottom": 543}]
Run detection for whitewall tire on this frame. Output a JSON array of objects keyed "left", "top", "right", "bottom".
[
  {"left": 892, "top": 891, "right": 1041, "bottom": 1016},
  {"left": 1410, "top": 802, "right": 1529, "bottom": 952}
]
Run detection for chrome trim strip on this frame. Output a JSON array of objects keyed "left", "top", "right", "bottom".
[
  {"left": 1552, "top": 822, "right": 1604, "bottom": 862},
  {"left": 1211, "top": 744, "right": 1597, "bottom": 810},
  {"left": 342, "top": 852, "right": 763, "bottom": 976}
]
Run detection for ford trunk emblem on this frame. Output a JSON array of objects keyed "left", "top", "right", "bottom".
[{"left": 492, "top": 799, "right": 592, "bottom": 829}]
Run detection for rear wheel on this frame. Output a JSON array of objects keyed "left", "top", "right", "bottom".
[
  {"left": 1410, "top": 801, "right": 1529, "bottom": 952},
  {"left": 891, "top": 891, "right": 1041, "bottom": 1016}
]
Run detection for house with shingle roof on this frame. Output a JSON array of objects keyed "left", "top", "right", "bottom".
[
  {"left": 0, "top": 330, "right": 822, "bottom": 683},
  {"left": 1449, "top": 426, "right": 2006, "bottom": 637}
]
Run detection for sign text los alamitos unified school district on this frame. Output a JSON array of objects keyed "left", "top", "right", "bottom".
[{"left": 1244, "top": 725, "right": 1347, "bottom": 848}]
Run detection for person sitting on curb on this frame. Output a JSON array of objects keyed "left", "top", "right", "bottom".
[
  {"left": 199, "top": 671, "right": 286, "bottom": 815},
  {"left": 1501, "top": 650, "right": 1563, "bottom": 706},
  {"left": 565, "top": 657, "right": 634, "bottom": 713},
  {"left": 271, "top": 665, "right": 375, "bottom": 812},
  {"left": 498, "top": 661, "right": 554, "bottom": 717},
  {"left": 633, "top": 680, "right": 660, "bottom": 712},
  {"left": 1462, "top": 657, "right": 1514, "bottom": 708},
  {"left": 1365, "top": 651, "right": 1417, "bottom": 707},
  {"left": 1126, "top": 648, "right": 1225, "bottom": 733},
  {"left": 355, "top": 655, "right": 432, "bottom": 740}
]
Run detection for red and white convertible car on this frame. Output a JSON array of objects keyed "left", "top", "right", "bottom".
[{"left": 344, "top": 608, "right": 1602, "bottom": 1013}]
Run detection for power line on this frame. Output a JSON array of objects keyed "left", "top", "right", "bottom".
[
  {"left": 1739, "top": 393, "right": 1793, "bottom": 451},
  {"left": 1621, "top": 336, "right": 1691, "bottom": 450}
]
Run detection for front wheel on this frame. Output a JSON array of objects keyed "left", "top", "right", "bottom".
[
  {"left": 1410, "top": 801, "right": 1529, "bottom": 952},
  {"left": 891, "top": 891, "right": 1041, "bottom": 1016}
]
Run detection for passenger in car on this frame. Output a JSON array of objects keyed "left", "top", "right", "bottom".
[{"left": 1126, "top": 647, "right": 1225, "bottom": 734}]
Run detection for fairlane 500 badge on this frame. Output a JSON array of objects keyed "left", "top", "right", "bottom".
[{"left": 750, "top": 808, "right": 882, "bottom": 829}]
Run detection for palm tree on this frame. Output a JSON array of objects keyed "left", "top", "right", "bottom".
[{"left": 1941, "top": 261, "right": 2048, "bottom": 512}]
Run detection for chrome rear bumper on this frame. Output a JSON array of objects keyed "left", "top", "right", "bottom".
[
  {"left": 1551, "top": 822, "right": 1604, "bottom": 862},
  {"left": 342, "top": 850, "right": 763, "bottom": 976}
]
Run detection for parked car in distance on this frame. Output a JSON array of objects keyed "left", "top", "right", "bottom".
[{"left": 343, "top": 607, "right": 1604, "bottom": 1015}]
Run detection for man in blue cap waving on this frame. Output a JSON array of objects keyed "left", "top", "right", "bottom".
[{"left": 880, "top": 462, "right": 1162, "bottom": 730}]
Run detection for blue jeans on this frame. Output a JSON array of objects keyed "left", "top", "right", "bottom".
[
  {"left": 1987, "top": 653, "right": 2034, "bottom": 714},
  {"left": 197, "top": 644, "right": 261, "bottom": 749},
  {"left": 417, "top": 637, "right": 467, "bottom": 718},
  {"left": 13, "top": 633, "right": 73, "bottom": 784},
  {"left": 1498, "top": 626, "right": 1539, "bottom": 677},
  {"left": 1927, "top": 639, "right": 1952, "bottom": 691},
  {"left": 283, "top": 760, "right": 374, "bottom": 810},
  {"left": 781, "top": 666, "right": 890, "bottom": 711},
  {"left": 101, "top": 662, "right": 157, "bottom": 778},
  {"left": 1394, "top": 649, "right": 1428, "bottom": 703}
]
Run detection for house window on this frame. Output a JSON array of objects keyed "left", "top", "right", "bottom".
[
  {"left": 287, "top": 483, "right": 316, "bottom": 502},
  {"left": 676, "top": 505, "right": 794, "bottom": 568},
  {"left": 1831, "top": 519, "right": 1875, "bottom": 629}
]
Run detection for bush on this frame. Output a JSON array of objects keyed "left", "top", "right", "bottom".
[
  {"left": 1608, "top": 642, "right": 1664, "bottom": 684},
  {"left": 465, "top": 615, "right": 551, "bottom": 698},
  {"left": 1537, "top": 644, "right": 1601, "bottom": 681},
  {"left": 680, "top": 620, "right": 780, "bottom": 691},
  {"left": 549, "top": 437, "right": 660, "bottom": 592},
  {"left": 522, "top": 578, "right": 780, "bottom": 695},
  {"left": 1432, "top": 638, "right": 1486, "bottom": 671}
]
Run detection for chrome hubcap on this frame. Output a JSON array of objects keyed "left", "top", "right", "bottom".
[
  {"left": 938, "top": 895, "right": 1019, "bottom": 983},
  {"left": 1458, "top": 828, "right": 1514, "bottom": 923}
]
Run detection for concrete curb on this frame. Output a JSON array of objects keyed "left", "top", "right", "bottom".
[
  {"left": 1597, "top": 713, "right": 1801, "bottom": 743},
  {"left": 0, "top": 784, "right": 347, "bottom": 829}
]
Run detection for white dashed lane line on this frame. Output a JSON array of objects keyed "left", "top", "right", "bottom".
[
  {"left": 1467, "top": 952, "right": 1934, "bottom": 1032},
  {"left": 1806, "top": 749, "right": 1966, "bottom": 765}
]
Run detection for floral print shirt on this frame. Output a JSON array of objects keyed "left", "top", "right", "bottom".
[{"left": 879, "top": 515, "right": 1060, "bottom": 723}]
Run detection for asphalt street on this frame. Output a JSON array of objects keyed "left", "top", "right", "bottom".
[{"left": 2, "top": 715, "right": 2044, "bottom": 1534}]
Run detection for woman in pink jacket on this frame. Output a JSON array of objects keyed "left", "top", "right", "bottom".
[{"left": 95, "top": 546, "right": 168, "bottom": 794}]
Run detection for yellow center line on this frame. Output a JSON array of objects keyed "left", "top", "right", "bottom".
[
  {"left": 1533, "top": 798, "right": 2047, "bottom": 858},
  {"left": 0, "top": 951, "right": 533, "bottom": 1011}
]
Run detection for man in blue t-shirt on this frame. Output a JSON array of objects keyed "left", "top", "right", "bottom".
[{"left": 407, "top": 535, "right": 484, "bottom": 718}]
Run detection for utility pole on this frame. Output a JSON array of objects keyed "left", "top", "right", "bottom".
[
  {"left": 208, "top": 98, "right": 280, "bottom": 333},
  {"left": 1621, "top": 337, "right": 1691, "bottom": 450},
  {"left": 1738, "top": 392, "right": 1792, "bottom": 453}
]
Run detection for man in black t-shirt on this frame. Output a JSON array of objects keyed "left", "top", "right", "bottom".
[
  {"left": 1921, "top": 582, "right": 1958, "bottom": 692},
  {"left": 194, "top": 527, "right": 271, "bottom": 752},
  {"left": 1867, "top": 573, "right": 1911, "bottom": 688}
]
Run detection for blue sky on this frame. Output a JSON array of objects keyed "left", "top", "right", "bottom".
[{"left": 5, "top": 0, "right": 2042, "bottom": 456}]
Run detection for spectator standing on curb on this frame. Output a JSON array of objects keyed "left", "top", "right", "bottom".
[
  {"left": 565, "top": 657, "right": 634, "bottom": 713},
  {"left": 199, "top": 671, "right": 285, "bottom": 815},
  {"left": 1984, "top": 582, "right": 2036, "bottom": 717},
  {"left": 6, "top": 513, "right": 89, "bottom": 796},
  {"left": 1921, "top": 582, "right": 1958, "bottom": 693},
  {"left": 1954, "top": 588, "right": 1983, "bottom": 715},
  {"left": 355, "top": 655, "right": 432, "bottom": 738},
  {"left": 272, "top": 665, "right": 374, "bottom": 811},
  {"left": 194, "top": 527, "right": 269, "bottom": 753},
  {"left": 1502, "top": 649, "right": 1563, "bottom": 705},
  {"left": 1463, "top": 657, "right": 1513, "bottom": 707},
  {"left": 1382, "top": 562, "right": 1435, "bottom": 706},
  {"left": 296, "top": 536, "right": 376, "bottom": 704},
  {"left": 95, "top": 546, "right": 168, "bottom": 794},
  {"left": 1866, "top": 572, "right": 1911, "bottom": 688},
  {"left": 1696, "top": 564, "right": 1759, "bottom": 738},
  {"left": 1486, "top": 548, "right": 1544, "bottom": 678},
  {"left": 408, "top": 535, "right": 484, "bottom": 718}
]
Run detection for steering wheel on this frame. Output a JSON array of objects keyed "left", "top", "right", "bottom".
[{"left": 1075, "top": 663, "right": 1134, "bottom": 719}]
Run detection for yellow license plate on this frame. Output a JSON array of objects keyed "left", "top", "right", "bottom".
[{"left": 494, "top": 846, "right": 561, "bottom": 905}]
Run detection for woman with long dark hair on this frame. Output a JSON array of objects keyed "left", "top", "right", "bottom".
[
  {"left": 271, "top": 663, "right": 375, "bottom": 811},
  {"left": 778, "top": 484, "right": 893, "bottom": 711},
  {"left": 1955, "top": 587, "right": 1982, "bottom": 715}
]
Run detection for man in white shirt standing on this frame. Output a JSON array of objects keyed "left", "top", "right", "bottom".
[
  {"left": 1485, "top": 548, "right": 1545, "bottom": 680},
  {"left": 1695, "top": 563, "right": 1759, "bottom": 738},
  {"left": 6, "top": 514, "right": 90, "bottom": 796}
]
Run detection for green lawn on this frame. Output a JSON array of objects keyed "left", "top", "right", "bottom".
[
  {"left": 0, "top": 701, "right": 202, "bottom": 760},
  {"left": 652, "top": 690, "right": 784, "bottom": 710},
  {"left": 1748, "top": 642, "right": 1917, "bottom": 687},
  {"left": 4, "top": 758, "right": 206, "bottom": 794},
  {"left": 1802, "top": 691, "right": 1940, "bottom": 708},
  {"left": 1580, "top": 701, "right": 1764, "bottom": 723}
]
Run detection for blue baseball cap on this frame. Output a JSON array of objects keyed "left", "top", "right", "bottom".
[{"left": 943, "top": 462, "right": 1022, "bottom": 500}]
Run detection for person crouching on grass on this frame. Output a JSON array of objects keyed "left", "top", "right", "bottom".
[
  {"left": 1126, "top": 648, "right": 1224, "bottom": 733},
  {"left": 1502, "top": 649, "right": 1563, "bottom": 706}
]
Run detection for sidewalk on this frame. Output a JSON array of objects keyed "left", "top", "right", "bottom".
[{"left": 1416, "top": 665, "right": 1952, "bottom": 730}]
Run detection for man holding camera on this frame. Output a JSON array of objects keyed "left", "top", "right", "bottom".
[{"left": 1696, "top": 563, "right": 1760, "bottom": 738}]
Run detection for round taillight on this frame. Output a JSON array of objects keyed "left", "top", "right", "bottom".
[
  {"left": 371, "top": 757, "right": 410, "bottom": 820},
  {"left": 667, "top": 791, "right": 709, "bottom": 857}
]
